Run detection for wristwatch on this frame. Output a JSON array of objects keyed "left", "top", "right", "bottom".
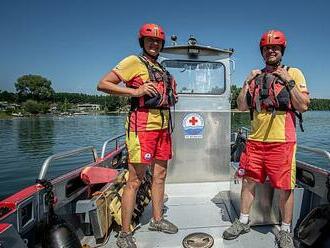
[{"left": 287, "top": 80, "right": 296, "bottom": 90}]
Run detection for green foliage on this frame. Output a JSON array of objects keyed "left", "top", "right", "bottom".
[
  {"left": 231, "top": 85, "right": 241, "bottom": 109},
  {"left": 15, "top": 75, "right": 54, "bottom": 102},
  {"left": 309, "top": 98, "right": 330, "bottom": 110},
  {"left": 0, "top": 112, "right": 10, "bottom": 119},
  {"left": 23, "top": 100, "right": 49, "bottom": 114},
  {"left": 0, "top": 90, "right": 16, "bottom": 102},
  {"left": 53, "top": 92, "right": 128, "bottom": 111},
  {"left": 3, "top": 74, "right": 330, "bottom": 113}
]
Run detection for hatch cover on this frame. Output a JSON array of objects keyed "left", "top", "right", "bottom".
[{"left": 182, "top": 232, "right": 214, "bottom": 248}]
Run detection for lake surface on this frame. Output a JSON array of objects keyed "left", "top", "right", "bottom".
[{"left": 0, "top": 111, "right": 329, "bottom": 200}]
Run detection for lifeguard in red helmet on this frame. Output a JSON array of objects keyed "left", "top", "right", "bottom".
[
  {"left": 97, "top": 23, "right": 178, "bottom": 248},
  {"left": 222, "top": 30, "right": 310, "bottom": 248}
]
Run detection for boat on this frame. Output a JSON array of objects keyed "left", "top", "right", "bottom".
[
  {"left": 11, "top": 112, "right": 23, "bottom": 117},
  {"left": 1, "top": 36, "right": 329, "bottom": 248}
]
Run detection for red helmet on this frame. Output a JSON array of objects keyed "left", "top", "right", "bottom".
[
  {"left": 259, "top": 30, "right": 287, "bottom": 54},
  {"left": 138, "top": 23, "right": 165, "bottom": 49}
]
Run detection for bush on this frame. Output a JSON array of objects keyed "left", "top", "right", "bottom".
[{"left": 22, "top": 100, "right": 49, "bottom": 114}]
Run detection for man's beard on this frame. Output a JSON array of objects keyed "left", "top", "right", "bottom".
[{"left": 266, "top": 57, "right": 281, "bottom": 67}]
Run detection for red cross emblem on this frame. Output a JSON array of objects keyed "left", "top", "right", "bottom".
[{"left": 189, "top": 116, "right": 198, "bottom": 126}]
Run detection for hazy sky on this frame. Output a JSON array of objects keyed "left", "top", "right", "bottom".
[{"left": 1, "top": 0, "right": 329, "bottom": 98}]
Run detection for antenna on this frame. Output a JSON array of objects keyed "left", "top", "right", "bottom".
[
  {"left": 171, "top": 35, "right": 177, "bottom": 46},
  {"left": 188, "top": 35, "right": 197, "bottom": 46}
]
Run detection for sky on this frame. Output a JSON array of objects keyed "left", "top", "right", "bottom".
[{"left": 0, "top": 0, "right": 329, "bottom": 98}]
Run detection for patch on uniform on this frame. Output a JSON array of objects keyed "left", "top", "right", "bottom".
[
  {"left": 182, "top": 113, "right": 205, "bottom": 139},
  {"left": 237, "top": 168, "right": 246, "bottom": 177},
  {"left": 144, "top": 153, "right": 152, "bottom": 160}
]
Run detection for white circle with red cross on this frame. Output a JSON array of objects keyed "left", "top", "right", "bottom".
[{"left": 182, "top": 113, "right": 205, "bottom": 137}]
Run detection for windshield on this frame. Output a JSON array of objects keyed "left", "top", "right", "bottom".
[{"left": 162, "top": 60, "right": 225, "bottom": 95}]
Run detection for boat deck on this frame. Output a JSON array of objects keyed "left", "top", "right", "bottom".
[{"left": 82, "top": 182, "right": 278, "bottom": 248}]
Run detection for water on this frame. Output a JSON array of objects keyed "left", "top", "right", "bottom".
[
  {"left": 0, "top": 115, "right": 126, "bottom": 200},
  {"left": 0, "top": 112, "right": 329, "bottom": 200}
]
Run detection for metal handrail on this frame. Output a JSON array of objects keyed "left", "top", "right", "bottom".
[
  {"left": 101, "top": 134, "right": 125, "bottom": 159},
  {"left": 235, "top": 126, "right": 249, "bottom": 139},
  {"left": 297, "top": 145, "right": 330, "bottom": 161},
  {"left": 38, "top": 146, "right": 98, "bottom": 180}
]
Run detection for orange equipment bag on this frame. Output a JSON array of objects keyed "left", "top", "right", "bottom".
[{"left": 81, "top": 166, "right": 118, "bottom": 185}]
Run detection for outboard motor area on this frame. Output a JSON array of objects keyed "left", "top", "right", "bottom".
[{"left": 160, "top": 36, "right": 234, "bottom": 183}]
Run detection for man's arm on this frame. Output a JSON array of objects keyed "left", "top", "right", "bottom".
[
  {"left": 237, "top": 69, "right": 262, "bottom": 111},
  {"left": 288, "top": 86, "right": 310, "bottom": 113},
  {"left": 236, "top": 82, "right": 249, "bottom": 111},
  {"left": 97, "top": 71, "right": 158, "bottom": 97},
  {"left": 272, "top": 67, "right": 310, "bottom": 113}
]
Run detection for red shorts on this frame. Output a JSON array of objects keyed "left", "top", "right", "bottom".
[
  {"left": 126, "top": 129, "right": 172, "bottom": 164},
  {"left": 238, "top": 140, "right": 296, "bottom": 190}
]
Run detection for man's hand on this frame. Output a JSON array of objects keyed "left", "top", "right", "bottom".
[
  {"left": 132, "top": 81, "right": 158, "bottom": 97},
  {"left": 244, "top": 69, "right": 262, "bottom": 85},
  {"left": 272, "top": 67, "right": 292, "bottom": 83}
]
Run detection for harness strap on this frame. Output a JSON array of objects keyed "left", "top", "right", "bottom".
[
  {"left": 282, "top": 65, "right": 304, "bottom": 132},
  {"left": 160, "top": 109, "right": 164, "bottom": 130}
]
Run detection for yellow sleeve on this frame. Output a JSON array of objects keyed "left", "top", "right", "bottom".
[
  {"left": 112, "top": 55, "right": 145, "bottom": 83},
  {"left": 288, "top": 67, "right": 309, "bottom": 93}
]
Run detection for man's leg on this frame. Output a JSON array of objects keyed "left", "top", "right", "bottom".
[
  {"left": 121, "top": 163, "right": 147, "bottom": 233},
  {"left": 240, "top": 178, "right": 257, "bottom": 215},
  {"left": 222, "top": 178, "right": 256, "bottom": 240},
  {"left": 148, "top": 159, "right": 178, "bottom": 234},
  {"left": 279, "top": 189, "right": 294, "bottom": 229},
  {"left": 274, "top": 189, "right": 295, "bottom": 248},
  {"left": 265, "top": 142, "right": 295, "bottom": 248},
  {"left": 151, "top": 159, "right": 167, "bottom": 221}
]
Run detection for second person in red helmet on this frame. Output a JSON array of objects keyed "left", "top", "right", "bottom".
[
  {"left": 97, "top": 23, "right": 178, "bottom": 248},
  {"left": 222, "top": 30, "right": 310, "bottom": 248}
]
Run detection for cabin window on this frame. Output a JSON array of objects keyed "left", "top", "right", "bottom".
[{"left": 162, "top": 60, "right": 225, "bottom": 95}]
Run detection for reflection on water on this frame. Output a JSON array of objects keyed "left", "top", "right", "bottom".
[
  {"left": 17, "top": 117, "right": 55, "bottom": 154},
  {"left": 0, "top": 115, "right": 126, "bottom": 200}
]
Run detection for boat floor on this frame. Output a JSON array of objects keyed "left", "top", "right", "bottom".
[{"left": 81, "top": 182, "right": 278, "bottom": 248}]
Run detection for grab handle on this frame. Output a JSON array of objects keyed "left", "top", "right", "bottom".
[{"left": 38, "top": 146, "right": 98, "bottom": 180}]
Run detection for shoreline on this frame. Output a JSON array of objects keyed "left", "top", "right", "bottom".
[{"left": 1, "top": 109, "right": 329, "bottom": 120}]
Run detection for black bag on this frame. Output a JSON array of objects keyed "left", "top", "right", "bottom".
[
  {"left": 231, "top": 131, "right": 246, "bottom": 162},
  {"left": 297, "top": 205, "right": 330, "bottom": 247}
]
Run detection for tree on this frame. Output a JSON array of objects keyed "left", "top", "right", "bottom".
[
  {"left": 23, "top": 100, "right": 50, "bottom": 114},
  {"left": 15, "top": 75, "right": 55, "bottom": 102},
  {"left": 231, "top": 85, "right": 241, "bottom": 109},
  {"left": 0, "top": 90, "right": 16, "bottom": 102}
]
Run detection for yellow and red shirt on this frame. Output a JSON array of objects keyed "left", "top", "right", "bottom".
[
  {"left": 248, "top": 67, "right": 309, "bottom": 143},
  {"left": 112, "top": 55, "right": 170, "bottom": 131}
]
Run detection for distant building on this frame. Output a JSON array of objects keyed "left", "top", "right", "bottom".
[
  {"left": 0, "top": 102, "right": 20, "bottom": 111},
  {"left": 76, "top": 103, "right": 100, "bottom": 112},
  {"left": 0, "top": 101, "right": 7, "bottom": 111}
]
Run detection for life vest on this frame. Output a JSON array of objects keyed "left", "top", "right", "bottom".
[
  {"left": 128, "top": 56, "right": 177, "bottom": 135},
  {"left": 247, "top": 65, "right": 304, "bottom": 131},
  {"left": 130, "top": 55, "right": 176, "bottom": 110},
  {"left": 247, "top": 66, "right": 292, "bottom": 114}
]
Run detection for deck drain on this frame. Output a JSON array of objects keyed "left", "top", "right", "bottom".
[{"left": 182, "top": 232, "right": 214, "bottom": 248}]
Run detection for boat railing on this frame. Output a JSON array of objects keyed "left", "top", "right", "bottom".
[
  {"left": 295, "top": 145, "right": 330, "bottom": 202},
  {"left": 101, "top": 134, "right": 125, "bottom": 159},
  {"left": 38, "top": 146, "right": 98, "bottom": 180},
  {"left": 238, "top": 126, "right": 249, "bottom": 138},
  {"left": 298, "top": 145, "right": 330, "bottom": 161},
  {"left": 231, "top": 126, "right": 249, "bottom": 144},
  {"left": 296, "top": 145, "right": 330, "bottom": 175}
]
